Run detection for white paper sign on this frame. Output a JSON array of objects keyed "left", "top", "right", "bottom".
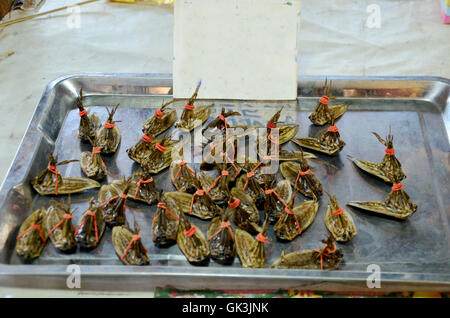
[{"left": 174, "top": 0, "right": 301, "bottom": 100}]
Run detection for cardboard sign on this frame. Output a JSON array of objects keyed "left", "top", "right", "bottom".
[{"left": 174, "top": 0, "right": 301, "bottom": 100}]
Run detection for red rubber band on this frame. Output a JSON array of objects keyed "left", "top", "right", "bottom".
[
  {"left": 332, "top": 207, "right": 344, "bottom": 216},
  {"left": 256, "top": 233, "right": 268, "bottom": 243},
  {"left": 121, "top": 234, "right": 147, "bottom": 261},
  {"left": 17, "top": 223, "right": 46, "bottom": 244},
  {"left": 134, "top": 177, "right": 153, "bottom": 199},
  {"left": 185, "top": 104, "right": 195, "bottom": 111},
  {"left": 295, "top": 168, "right": 315, "bottom": 188},
  {"left": 385, "top": 148, "right": 395, "bottom": 156},
  {"left": 319, "top": 96, "right": 330, "bottom": 105},
  {"left": 75, "top": 210, "right": 98, "bottom": 243},
  {"left": 208, "top": 221, "right": 233, "bottom": 241},
  {"left": 392, "top": 183, "right": 403, "bottom": 191},
  {"left": 183, "top": 225, "right": 197, "bottom": 237},
  {"left": 189, "top": 189, "right": 205, "bottom": 215},
  {"left": 328, "top": 125, "right": 339, "bottom": 133},
  {"left": 314, "top": 242, "right": 338, "bottom": 270},
  {"left": 141, "top": 134, "right": 153, "bottom": 143},
  {"left": 48, "top": 214, "right": 74, "bottom": 236},
  {"left": 104, "top": 122, "right": 115, "bottom": 129},
  {"left": 47, "top": 164, "right": 59, "bottom": 195},
  {"left": 155, "top": 143, "right": 166, "bottom": 152},
  {"left": 154, "top": 202, "right": 179, "bottom": 222},
  {"left": 267, "top": 121, "right": 277, "bottom": 129},
  {"left": 78, "top": 109, "right": 87, "bottom": 117},
  {"left": 154, "top": 108, "right": 164, "bottom": 119},
  {"left": 228, "top": 197, "right": 240, "bottom": 209}
]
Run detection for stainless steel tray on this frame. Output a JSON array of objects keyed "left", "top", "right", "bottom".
[{"left": 0, "top": 74, "right": 449, "bottom": 292}]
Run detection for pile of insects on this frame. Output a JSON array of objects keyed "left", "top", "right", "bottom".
[{"left": 18, "top": 80, "right": 417, "bottom": 268}]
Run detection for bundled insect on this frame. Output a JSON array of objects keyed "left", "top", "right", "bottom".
[
  {"left": 226, "top": 188, "right": 261, "bottom": 233},
  {"left": 74, "top": 198, "right": 106, "bottom": 249},
  {"left": 152, "top": 196, "right": 181, "bottom": 248},
  {"left": 293, "top": 118, "right": 345, "bottom": 155},
  {"left": 347, "top": 177, "right": 417, "bottom": 219},
  {"left": 45, "top": 199, "right": 77, "bottom": 252},
  {"left": 32, "top": 153, "right": 100, "bottom": 196},
  {"left": 113, "top": 221, "right": 150, "bottom": 266},
  {"left": 280, "top": 155, "right": 323, "bottom": 199},
  {"left": 235, "top": 216, "right": 270, "bottom": 268},
  {"left": 76, "top": 89, "right": 101, "bottom": 143},
  {"left": 207, "top": 211, "right": 235, "bottom": 265},
  {"left": 273, "top": 194, "right": 319, "bottom": 241},
  {"left": 271, "top": 236, "right": 343, "bottom": 270},
  {"left": 202, "top": 107, "right": 241, "bottom": 139},
  {"left": 126, "top": 129, "right": 157, "bottom": 165},
  {"left": 175, "top": 81, "right": 213, "bottom": 131},
  {"left": 177, "top": 210, "right": 210, "bottom": 265},
  {"left": 16, "top": 208, "right": 48, "bottom": 261},
  {"left": 170, "top": 159, "right": 198, "bottom": 194},
  {"left": 129, "top": 170, "right": 160, "bottom": 205},
  {"left": 349, "top": 131, "right": 406, "bottom": 183},
  {"left": 98, "top": 177, "right": 131, "bottom": 227},
  {"left": 262, "top": 179, "right": 293, "bottom": 223},
  {"left": 309, "top": 79, "right": 349, "bottom": 126},
  {"left": 97, "top": 103, "right": 121, "bottom": 154},
  {"left": 80, "top": 136, "right": 107, "bottom": 180},
  {"left": 142, "top": 100, "right": 177, "bottom": 136},
  {"left": 165, "top": 188, "right": 222, "bottom": 220},
  {"left": 140, "top": 134, "right": 180, "bottom": 174},
  {"left": 235, "top": 161, "right": 265, "bottom": 209},
  {"left": 265, "top": 107, "right": 299, "bottom": 145},
  {"left": 324, "top": 191, "right": 357, "bottom": 242}
]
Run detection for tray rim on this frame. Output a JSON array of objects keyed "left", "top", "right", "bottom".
[{"left": 0, "top": 73, "right": 449, "bottom": 292}]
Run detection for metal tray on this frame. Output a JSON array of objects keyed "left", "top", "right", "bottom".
[{"left": 0, "top": 74, "right": 449, "bottom": 292}]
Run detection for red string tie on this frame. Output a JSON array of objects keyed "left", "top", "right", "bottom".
[
  {"left": 295, "top": 168, "right": 315, "bottom": 187},
  {"left": 48, "top": 213, "right": 74, "bottom": 236},
  {"left": 267, "top": 121, "right": 277, "bottom": 129},
  {"left": 75, "top": 210, "right": 98, "bottom": 243},
  {"left": 313, "top": 242, "right": 337, "bottom": 270},
  {"left": 84, "top": 147, "right": 106, "bottom": 174},
  {"left": 155, "top": 143, "right": 166, "bottom": 152},
  {"left": 173, "top": 160, "right": 196, "bottom": 184},
  {"left": 328, "top": 125, "right": 339, "bottom": 133},
  {"left": 189, "top": 189, "right": 205, "bottom": 215},
  {"left": 141, "top": 134, "right": 153, "bottom": 143},
  {"left": 185, "top": 103, "right": 195, "bottom": 111},
  {"left": 319, "top": 96, "right": 330, "bottom": 105},
  {"left": 385, "top": 148, "right": 395, "bottom": 156},
  {"left": 121, "top": 234, "right": 147, "bottom": 261},
  {"left": 78, "top": 109, "right": 87, "bottom": 117},
  {"left": 332, "top": 207, "right": 344, "bottom": 216},
  {"left": 183, "top": 225, "right": 197, "bottom": 237},
  {"left": 392, "top": 183, "right": 403, "bottom": 191},
  {"left": 17, "top": 223, "right": 46, "bottom": 244},
  {"left": 154, "top": 108, "right": 164, "bottom": 119},
  {"left": 208, "top": 221, "right": 234, "bottom": 241},
  {"left": 256, "top": 233, "right": 268, "bottom": 243},
  {"left": 134, "top": 177, "right": 153, "bottom": 199},
  {"left": 104, "top": 122, "right": 115, "bottom": 129},
  {"left": 228, "top": 197, "right": 241, "bottom": 209},
  {"left": 47, "top": 164, "right": 59, "bottom": 195},
  {"left": 153, "top": 202, "right": 180, "bottom": 222}
]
